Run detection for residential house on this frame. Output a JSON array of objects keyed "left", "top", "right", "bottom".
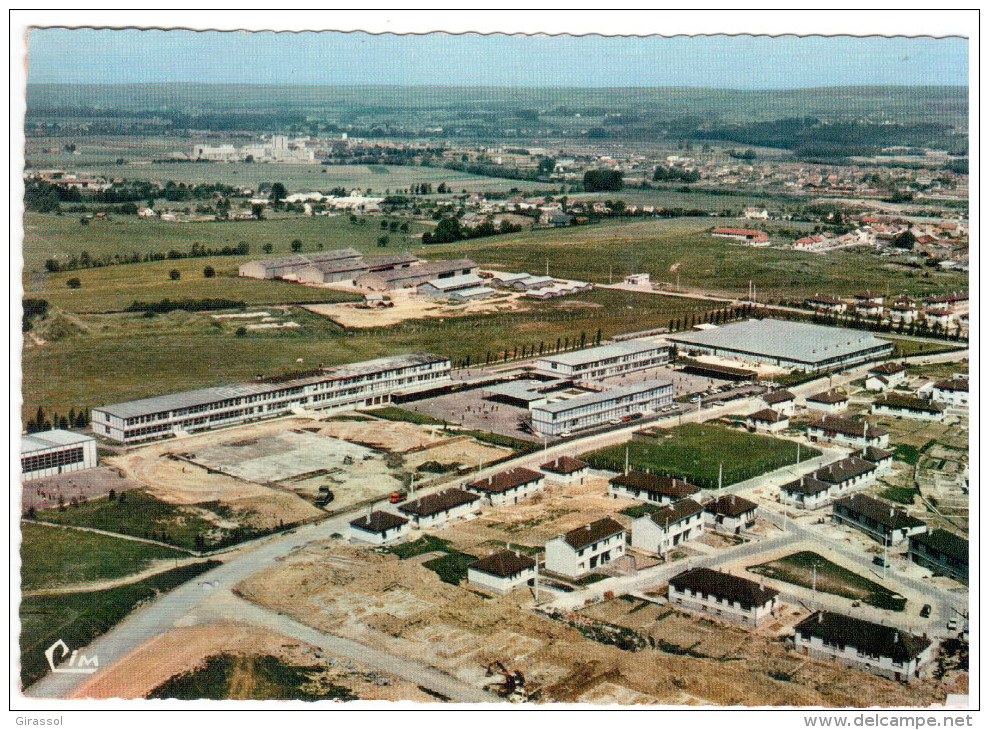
[
  {"left": 872, "top": 393, "right": 945, "bottom": 422},
  {"left": 348, "top": 511, "right": 410, "bottom": 545},
  {"left": 832, "top": 493, "right": 927, "bottom": 545},
  {"left": 608, "top": 471, "right": 700, "bottom": 507},
  {"left": 853, "top": 291, "right": 884, "bottom": 318},
  {"left": 865, "top": 362, "right": 907, "bottom": 392},
  {"left": 779, "top": 475, "right": 838, "bottom": 510},
  {"left": 759, "top": 389, "right": 797, "bottom": 416},
  {"left": 704, "top": 494, "right": 758, "bottom": 534},
  {"left": 398, "top": 488, "right": 483, "bottom": 529},
  {"left": 805, "top": 294, "right": 848, "bottom": 315},
  {"left": 851, "top": 446, "right": 894, "bottom": 476},
  {"left": 630, "top": 499, "right": 704, "bottom": 555},
  {"left": 746, "top": 408, "right": 790, "bottom": 434},
  {"left": 807, "top": 415, "right": 890, "bottom": 449},
  {"left": 539, "top": 456, "right": 589, "bottom": 486},
  {"left": 466, "top": 467, "right": 545, "bottom": 507},
  {"left": 544, "top": 517, "right": 626, "bottom": 579},
  {"left": 932, "top": 377, "right": 968, "bottom": 407},
  {"left": 779, "top": 456, "right": 878, "bottom": 509},
  {"left": 712, "top": 227, "right": 770, "bottom": 246},
  {"left": 908, "top": 529, "right": 968, "bottom": 584},
  {"left": 805, "top": 390, "right": 849, "bottom": 415},
  {"left": 793, "top": 612, "right": 935, "bottom": 682},
  {"left": 889, "top": 298, "right": 920, "bottom": 325},
  {"left": 467, "top": 550, "right": 538, "bottom": 594},
  {"left": 668, "top": 568, "right": 779, "bottom": 626}
]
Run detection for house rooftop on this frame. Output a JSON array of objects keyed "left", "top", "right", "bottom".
[
  {"left": 561, "top": 517, "right": 625, "bottom": 550},
  {"left": 748, "top": 408, "right": 788, "bottom": 424},
  {"left": 705, "top": 494, "right": 758, "bottom": 518},
  {"left": 649, "top": 498, "right": 704, "bottom": 526},
  {"left": 875, "top": 393, "right": 945, "bottom": 414},
  {"left": 469, "top": 550, "right": 536, "bottom": 577},
  {"left": 349, "top": 511, "right": 408, "bottom": 533},
  {"left": 761, "top": 389, "right": 796, "bottom": 405},
  {"left": 398, "top": 488, "right": 480, "bottom": 517},
  {"left": 807, "top": 389, "right": 848, "bottom": 404},
  {"left": 810, "top": 415, "right": 889, "bottom": 439},
  {"left": 910, "top": 529, "right": 968, "bottom": 564},
  {"left": 669, "top": 567, "right": 778, "bottom": 607},
  {"left": 834, "top": 493, "right": 926, "bottom": 531},
  {"left": 869, "top": 362, "right": 906, "bottom": 375},
  {"left": 467, "top": 467, "right": 543, "bottom": 494},
  {"left": 934, "top": 378, "right": 969, "bottom": 393},
  {"left": 610, "top": 471, "right": 700, "bottom": 499},
  {"left": 540, "top": 456, "right": 589, "bottom": 475},
  {"left": 795, "top": 611, "right": 931, "bottom": 663},
  {"left": 780, "top": 475, "right": 833, "bottom": 496}
]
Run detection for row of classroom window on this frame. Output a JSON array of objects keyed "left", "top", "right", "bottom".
[{"left": 21, "top": 447, "right": 85, "bottom": 473}]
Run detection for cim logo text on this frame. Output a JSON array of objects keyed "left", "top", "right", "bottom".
[{"left": 45, "top": 639, "right": 99, "bottom": 674}]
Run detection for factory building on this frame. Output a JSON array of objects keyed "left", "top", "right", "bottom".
[
  {"left": 355, "top": 258, "right": 478, "bottom": 291},
  {"left": 21, "top": 430, "right": 98, "bottom": 481},
  {"left": 529, "top": 378, "right": 673, "bottom": 437},
  {"left": 238, "top": 248, "right": 362, "bottom": 280},
  {"left": 92, "top": 354, "right": 451, "bottom": 444},
  {"left": 534, "top": 340, "right": 670, "bottom": 380},
  {"left": 667, "top": 319, "right": 893, "bottom": 373},
  {"left": 417, "top": 273, "right": 496, "bottom": 301}
]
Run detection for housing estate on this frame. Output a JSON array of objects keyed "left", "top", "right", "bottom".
[
  {"left": 539, "top": 456, "right": 589, "bottom": 485},
  {"left": 872, "top": 393, "right": 946, "bottom": 422},
  {"left": 908, "top": 529, "right": 968, "bottom": 583},
  {"left": 704, "top": 494, "right": 758, "bottom": 534},
  {"left": 466, "top": 467, "right": 545, "bottom": 507},
  {"left": 806, "top": 415, "right": 890, "bottom": 449},
  {"left": 608, "top": 471, "right": 700, "bottom": 506},
  {"left": 348, "top": 511, "right": 410, "bottom": 545}
]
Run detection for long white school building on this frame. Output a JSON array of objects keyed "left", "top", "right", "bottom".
[
  {"left": 21, "top": 429, "right": 98, "bottom": 481},
  {"left": 530, "top": 378, "right": 673, "bottom": 437},
  {"left": 533, "top": 340, "right": 669, "bottom": 380},
  {"left": 92, "top": 353, "right": 451, "bottom": 444}
]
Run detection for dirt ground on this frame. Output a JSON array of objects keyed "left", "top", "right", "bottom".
[
  {"left": 435, "top": 476, "right": 636, "bottom": 551},
  {"left": 236, "top": 539, "right": 950, "bottom": 706},
  {"left": 22, "top": 466, "right": 143, "bottom": 511},
  {"left": 302, "top": 288, "right": 526, "bottom": 329},
  {"left": 67, "top": 622, "right": 436, "bottom": 702}
]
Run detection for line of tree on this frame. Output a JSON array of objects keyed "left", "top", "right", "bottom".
[
  {"left": 124, "top": 298, "right": 246, "bottom": 314},
  {"left": 44, "top": 241, "right": 250, "bottom": 273},
  {"left": 422, "top": 217, "right": 522, "bottom": 244},
  {"left": 26, "top": 406, "right": 89, "bottom": 433},
  {"left": 583, "top": 169, "right": 624, "bottom": 192}
]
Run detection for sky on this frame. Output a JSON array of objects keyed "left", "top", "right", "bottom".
[{"left": 26, "top": 29, "right": 968, "bottom": 89}]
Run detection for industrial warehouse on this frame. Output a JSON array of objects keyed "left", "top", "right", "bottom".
[
  {"left": 666, "top": 318, "right": 895, "bottom": 372},
  {"left": 91, "top": 353, "right": 451, "bottom": 443}
]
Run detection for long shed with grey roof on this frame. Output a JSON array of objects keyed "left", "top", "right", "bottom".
[{"left": 667, "top": 318, "right": 893, "bottom": 372}]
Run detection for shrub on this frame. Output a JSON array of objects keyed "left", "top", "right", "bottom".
[
  {"left": 169, "top": 269, "right": 181, "bottom": 281},
  {"left": 66, "top": 278, "right": 81, "bottom": 289}
]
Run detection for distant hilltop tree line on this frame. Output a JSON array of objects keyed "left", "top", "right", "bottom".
[
  {"left": 44, "top": 242, "right": 250, "bottom": 274},
  {"left": 24, "top": 180, "right": 242, "bottom": 214},
  {"left": 25, "top": 406, "right": 89, "bottom": 433}
]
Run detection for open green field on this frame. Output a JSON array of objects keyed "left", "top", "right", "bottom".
[
  {"left": 20, "top": 522, "right": 187, "bottom": 591},
  {"left": 22, "top": 210, "right": 433, "bottom": 271},
  {"left": 22, "top": 289, "right": 711, "bottom": 420},
  {"left": 31, "top": 490, "right": 290, "bottom": 551},
  {"left": 460, "top": 217, "right": 969, "bottom": 300},
  {"left": 582, "top": 423, "right": 819, "bottom": 489},
  {"left": 146, "top": 653, "right": 356, "bottom": 701},
  {"left": 19, "top": 561, "right": 220, "bottom": 689},
  {"left": 747, "top": 551, "right": 906, "bottom": 611}
]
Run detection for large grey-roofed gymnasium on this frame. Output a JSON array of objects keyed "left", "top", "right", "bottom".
[{"left": 666, "top": 319, "right": 893, "bottom": 372}]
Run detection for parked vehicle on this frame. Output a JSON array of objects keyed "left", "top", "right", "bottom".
[{"left": 388, "top": 491, "right": 408, "bottom": 504}]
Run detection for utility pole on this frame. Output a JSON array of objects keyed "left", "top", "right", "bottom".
[
  {"left": 812, "top": 562, "right": 818, "bottom": 605},
  {"left": 718, "top": 462, "right": 723, "bottom": 491},
  {"left": 883, "top": 537, "right": 889, "bottom": 581},
  {"left": 609, "top": 264, "right": 613, "bottom": 285},
  {"left": 796, "top": 442, "right": 801, "bottom": 464},
  {"left": 543, "top": 435, "right": 547, "bottom": 453},
  {"left": 624, "top": 445, "right": 630, "bottom": 475}
]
